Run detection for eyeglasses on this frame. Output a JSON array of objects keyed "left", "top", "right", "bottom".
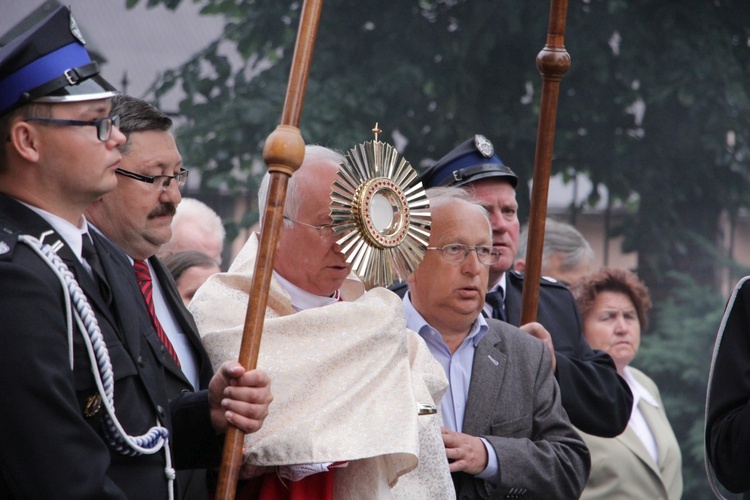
[
  {"left": 115, "top": 167, "right": 189, "bottom": 190},
  {"left": 424, "top": 244, "right": 501, "bottom": 265},
  {"left": 283, "top": 216, "right": 337, "bottom": 241},
  {"left": 24, "top": 115, "right": 120, "bottom": 142}
]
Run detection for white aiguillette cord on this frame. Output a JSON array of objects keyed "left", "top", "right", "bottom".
[{"left": 20, "top": 233, "right": 176, "bottom": 499}]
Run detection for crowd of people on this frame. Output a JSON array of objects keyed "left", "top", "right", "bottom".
[{"left": 3, "top": 5, "right": 750, "bottom": 500}]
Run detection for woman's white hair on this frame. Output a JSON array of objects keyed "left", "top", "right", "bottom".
[{"left": 517, "top": 218, "right": 594, "bottom": 272}]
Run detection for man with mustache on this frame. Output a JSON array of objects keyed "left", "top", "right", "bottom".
[{"left": 86, "top": 94, "right": 216, "bottom": 499}]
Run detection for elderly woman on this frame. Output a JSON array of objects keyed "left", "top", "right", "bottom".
[
  {"left": 162, "top": 250, "right": 221, "bottom": 306},
  {"left": 573, "top": 268, "right": 682, "bottom": 499}
]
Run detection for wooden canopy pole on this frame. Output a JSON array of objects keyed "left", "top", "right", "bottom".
[
  {"left": 520, "top": 0, "right": 571, "bottom": 325},
  {"left": 214, "top": 1, "right": 323, "bottom": 497}
]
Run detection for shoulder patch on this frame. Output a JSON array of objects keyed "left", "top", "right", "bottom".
[
  {"left": 539, "top": 274, "right": 568, "bottom": 289},
  {"left": 508, "top": 269, "right": 567, "bottom": 289},
  {"left": 0, "top": 227, "right": 18, "bottom": 260},
  {"left": 508, "top": 269, "right": 524, "bottom": 280}
]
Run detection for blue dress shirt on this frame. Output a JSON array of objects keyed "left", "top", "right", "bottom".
[{"left": 402, "top": 292, "right": 500, "bottom": 482}]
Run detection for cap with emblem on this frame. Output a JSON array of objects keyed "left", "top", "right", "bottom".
[
  {"left": 0, "top": 6, "right": 117, "bottom": 116},
  {"left": 417, "top": 134, "right": 518, "bottom": 189}
]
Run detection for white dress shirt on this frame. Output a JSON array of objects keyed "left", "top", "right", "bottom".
[{"left": 622, "top": 366, "right": 660, "bottom": 463}]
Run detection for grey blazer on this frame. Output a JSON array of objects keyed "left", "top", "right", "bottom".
[
  {"left": 579, "top": 367, "right": 682, "bottom": 500},
  {"left": 453, "top": 319, "right": 591, "bottom": 499}
]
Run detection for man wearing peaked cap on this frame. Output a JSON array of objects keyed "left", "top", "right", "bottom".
[
  {"left": 416, "top": 134, "right": 518, "bottom": 189},
  {"left": 0, "top": 6, "right": 271, "bottom": 499},
  {"left": 0, "top": 6, "right": 118, "bottom": 115},
  {"left": 395, "top": 134, "right": 634, "bottom": 438}
]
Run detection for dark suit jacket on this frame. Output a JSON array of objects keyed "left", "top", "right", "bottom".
[
  {"left": 504, "top": 270, "right": 632, "bottom": 437},
  {"left": 452, "top": 319, "right": 590, "bottom": 499},
  {"left": 149, "top": 256, "right": 219, "bottom": 500},
  {"left": 706, "top": 276, "right": 750, "bottom": 498},
  {"left": 0, "top": 195, "right": 220, "bottom": 498},
  {"left": 148, "top": 256, "right": 214, "bottom": 395},
  {"left": 391, "top": 272, "right": 633, "bottom": 437}
]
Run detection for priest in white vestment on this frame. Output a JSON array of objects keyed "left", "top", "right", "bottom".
[{"left": 189, "top": 145, "right": 454, "bottom": 499}]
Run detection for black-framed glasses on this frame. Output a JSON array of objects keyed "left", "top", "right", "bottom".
[
  {"left": 115, "top": 167, "right": 189, "bottom": 190},
  {"left": 424, "top": 244, "right": 501, "bottom": 265},
  {"left": 283, "top": 216, "right": 337, "bottom": 241},
  {"left": 24, "top": 115, "right": 120, "bottom": 142}
]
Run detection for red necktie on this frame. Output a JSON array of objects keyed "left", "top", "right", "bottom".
[{"left": 133, "top": 260, "right": 181, "bottom": 366}]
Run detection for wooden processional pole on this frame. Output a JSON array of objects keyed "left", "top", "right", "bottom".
[
  {"left": 214, "top": 1, "right": 324, "bottom": 497},
  {"left": 520, "top": 0, "right": 571, "bottom": 325}
]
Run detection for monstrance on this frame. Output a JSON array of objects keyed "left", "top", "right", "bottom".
[{"left": 330, "top": 125, "right": 431, "bottom": 288}]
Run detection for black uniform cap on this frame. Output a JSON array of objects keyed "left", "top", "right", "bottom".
[
  {"left": 417, "top": 134, "right": 518, "bottom": 189},
  {"left": 0, "top": 6, "right": 117, "bottom": 116}
]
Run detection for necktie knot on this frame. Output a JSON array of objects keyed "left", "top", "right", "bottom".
[
  {"left": 81, "top": 234, "right": 96, "bottom": 261},
  {"left": 133, "top": 260, "right": 152, "bottom": 283},
  {"left": 486, "top": 288, "right": 507, "bottom": 321},
  {"left": 81, "top": 233, "right": 111, "bottom": 304}
]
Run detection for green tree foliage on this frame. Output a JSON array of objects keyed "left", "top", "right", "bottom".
[
  {"left": 635, "top": 272, "right": 726, "bottom": 497},
  {"left": 135, "top": 0, "right": 559, "bottom": 220},
  {"left": 133, "top": 0, "right": 750, "bottom": 295},
  {"left": 129, "top": 0, "right": 750, "bottom": 496},
  {"left": 559, "top": 0, "right": 750, "bottom": 302}
]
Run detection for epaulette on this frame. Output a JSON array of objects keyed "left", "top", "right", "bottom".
[
  {"left": 0, "top": 226, "right": 19, "bottom": 260},
  {"left": 507, "top": 269, "right": 568, "bottom": 289}
]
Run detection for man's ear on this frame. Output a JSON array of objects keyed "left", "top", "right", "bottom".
[
  {"left": 9, "top": 121, "right": 41, "bottom": 163},
  {"left": 514, "top": 258, "right": 526, "bottom": 272},
  {"left": 406, "top": 270, "right": 416, "bottom": 287}
]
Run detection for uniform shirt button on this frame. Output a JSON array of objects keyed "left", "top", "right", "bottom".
[
  {"left": 157, "top": 405, "right": 166, "bottom": 419},
  {"left": 137, "top": 356, "right": 144, "bottom": 367}
]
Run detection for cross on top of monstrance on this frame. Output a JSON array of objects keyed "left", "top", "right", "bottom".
[{"left": 372, "top": 122, "right": 382, "bottom": 142}]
